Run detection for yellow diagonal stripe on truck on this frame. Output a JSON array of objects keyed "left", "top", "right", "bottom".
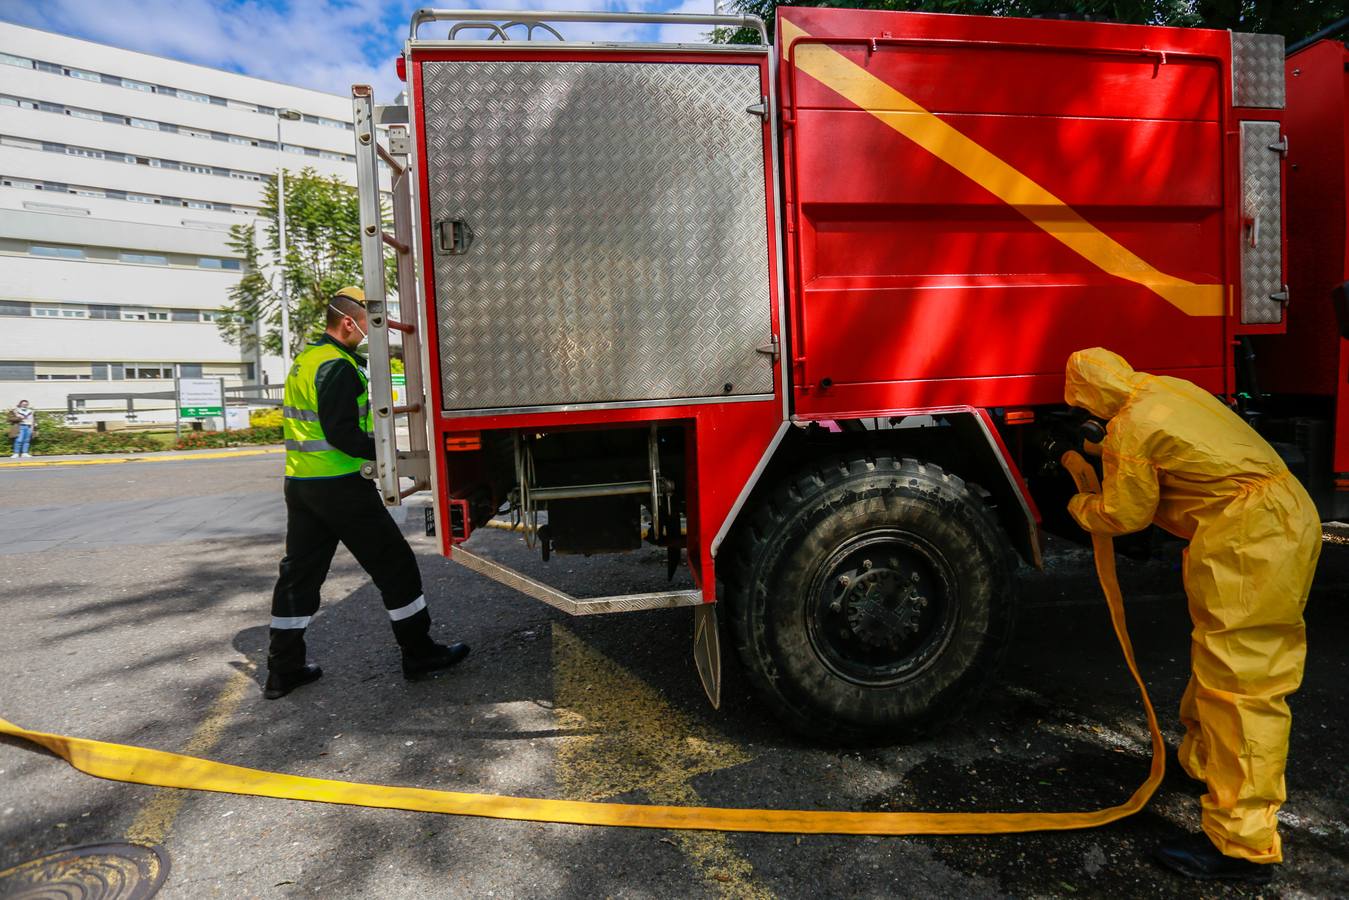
[
  {"left": 0, "top": 454, "right": 1166, "bottom": 837},
  {"left": 779, "top": 19, "right": 1225, "bottom": 317}
]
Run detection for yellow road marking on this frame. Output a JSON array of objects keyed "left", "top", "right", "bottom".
[
  {"left": 1, "top": 448, "right": 282, "bottom": 469},
  {"left": 779, "top": 19, "right": 1225, "bottom": 317},
  {"left": 124, "top": 668, "right": 253, "bottom": 845},
  {"left": 553, "top": 624, "right": 771, "bottom": 899}
]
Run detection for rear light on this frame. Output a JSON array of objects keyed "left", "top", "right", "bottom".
[
  {"left": 1003, "top": 409, "right": 1035, "bottom": 425},
  {"left": 445, "top": 432, "right": 482, "bottom": 451}
]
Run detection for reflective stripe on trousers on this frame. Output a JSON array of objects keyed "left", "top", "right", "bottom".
[
  {"left": 271, "top": 615, "right": 312, "bottom": 630},
  {"left": 387, "top": 595, "right": 426, "bottom": 622}
]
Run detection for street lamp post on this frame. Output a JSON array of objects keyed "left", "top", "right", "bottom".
[{"left": 274, "top": 107, "right": 303, "bottom": 377}]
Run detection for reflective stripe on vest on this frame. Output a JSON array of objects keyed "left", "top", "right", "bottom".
[{"left": 283, "top": 341, "right": 372, "bottom": 479}]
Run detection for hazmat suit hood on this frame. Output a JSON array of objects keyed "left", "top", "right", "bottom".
[{"left": 1064, "top": 348, "right": 1147, "bottom": 420}]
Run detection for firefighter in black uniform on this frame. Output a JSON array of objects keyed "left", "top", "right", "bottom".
[{"left": 264, "top": 287, "right": 469, "bottom": 699}]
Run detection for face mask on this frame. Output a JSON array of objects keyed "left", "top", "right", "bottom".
[{"left": 329, "top": 304, "right": 367, "bottom": 346}]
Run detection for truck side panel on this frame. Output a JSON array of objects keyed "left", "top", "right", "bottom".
[
  {"left": 777, "top": 7, "right": 1239, "bottom": 415},
  {"left": 408, "top": 47, "right": 788, "bottom": 598}
]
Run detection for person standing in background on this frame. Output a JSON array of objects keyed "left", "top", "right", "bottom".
[{"left": 9, "top": 400, "right": 35, "bottom": 458}]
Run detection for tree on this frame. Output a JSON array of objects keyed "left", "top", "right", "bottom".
[
  {"left": 217, "top": 167, "right": 392, "bottom": 357},
  {"left": 718, "top": 0, "right": 1343, "bottom": 44}
]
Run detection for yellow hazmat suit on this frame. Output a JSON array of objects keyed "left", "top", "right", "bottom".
[{"left": 1064, "top": 348, "right": 1320, "bottom": 864}]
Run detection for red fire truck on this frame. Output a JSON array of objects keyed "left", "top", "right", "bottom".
[{"left": 349, "top": 7, "right": 1349, "bottom": 741}]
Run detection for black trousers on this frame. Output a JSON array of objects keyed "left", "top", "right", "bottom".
[{"left": 268, "top": 474, "right": 432, "bottom": 673}]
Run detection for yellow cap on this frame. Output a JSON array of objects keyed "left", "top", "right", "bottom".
[{"left": 333, "top": 286, "right": 366, "bottom": 306}]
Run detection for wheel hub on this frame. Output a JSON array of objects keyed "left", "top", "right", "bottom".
[
  {"left": 808, "top": 530, "right": 957, "bottom": 687},
  {"left": 838, "top": 563, "right": 928, "bottom": 650}
]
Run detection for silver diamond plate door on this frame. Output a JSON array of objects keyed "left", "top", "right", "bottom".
[
  {"left": 422, "top": 60, "right": 774, "bottom": 412},
  {"left": 1231, "top": 32, "right": 1285, "bottom": 109},
  {"left": 1239, "top": 121, "right": 1285, "bottom": 325}
]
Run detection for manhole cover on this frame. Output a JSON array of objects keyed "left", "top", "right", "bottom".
[{"left": 0, "top": 843, "right": 168, "bottom": 899}]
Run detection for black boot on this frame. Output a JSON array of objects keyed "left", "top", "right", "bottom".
[
  {"left": 402, "top": 642, "right": 470, "bottom": 680},
  {"left": 264, "top": 664, "right": 323, "bottom": 700},
  {"left": 1153, "top": 836, "right": 1274, "bottom": 883}
]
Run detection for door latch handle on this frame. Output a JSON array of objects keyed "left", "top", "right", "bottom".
[{"left": 436, "top": 218, "right": 473, "bottom": 255}]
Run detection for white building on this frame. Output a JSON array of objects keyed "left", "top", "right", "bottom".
[{"left": 0, "top": 21, "right": 368, "bottom": 414}]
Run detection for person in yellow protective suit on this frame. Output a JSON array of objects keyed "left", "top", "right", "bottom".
[{"left": 1063, "top": 348, "right": 1320, "bottom": 884}]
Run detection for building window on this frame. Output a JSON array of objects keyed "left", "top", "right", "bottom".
[
  {"left": 178, "top": 90, "right": 210, "bottom": 103},
  {"left": 123, "top": 79, "right": 154, "bottom": 93},
  {"left": 185, "top": 200, "right": 213, "bottom": 210},
  {"left": 66, "top": 68, "right": 100, "bottom": 82},
  {"left": 124, "top": 364, "right": 174, "bottom": 379},
  {"left": 118, "top": 253, "right": 169, "bottom": 265},
  {"left": 121, "top": 308, "right": 148, "bottom": 321},
  {"left": 198, "top": 257, "right": 242, "bottom": 270},
  {"left": 64, "top": 146, "right": 105, "bottom": 159},
  {"left": 30, "top": 245, "right": 86, "bottom": 259},
  {"left": 282, "top": 144, "right": 305, "bottom": 154},
  {"left": 71, "top": 188, "right": 106, "bottom": 198},
  {"left": 129, "top": 118, "right": 160, "bottom": 131},
  {"left": 67, "top": 108, "right": 103, "bottom": 122},
  {"left": 0, "top": 52, "right": 33, "bottom": 69},
  {"left": 36, "top": 362, "right": 93, "bottom": 380},
  {"left": 35, "top": 305, "right": 89, "bottom": 318},
  {"left": 127, "top": 193, "right": 158, "bottom": 204},
  {"left": 180, "top": 127, "right": 211, "bottom": 139},
  {"left": 200, "top": 310, "right": 221, "bottom": 322},
  {"left": 147, "top": 311, "right": 169, "bottom": 321}
]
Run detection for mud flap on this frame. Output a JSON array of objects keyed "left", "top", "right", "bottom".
[{"left": 693, "top": 603, "right": 721, "bottom": 710}]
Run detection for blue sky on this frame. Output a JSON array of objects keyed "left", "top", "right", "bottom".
[{"left": 0, "top": 0, "right": 721, "bottom": 101}]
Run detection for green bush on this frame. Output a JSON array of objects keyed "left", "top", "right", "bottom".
[
  {"left": 27, "top": 412, "right": 162, "bottom": 456},
  {"left": 174, "top": 425, "right": 283, "bottom": 451}
]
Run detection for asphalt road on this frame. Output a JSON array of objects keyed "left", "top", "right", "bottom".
[{"left": 1, "top": 452, "right": 1346, "bottom": 898}]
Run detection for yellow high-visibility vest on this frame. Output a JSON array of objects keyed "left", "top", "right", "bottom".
[{"left": 282, "top": 340, "right": 371, "bottom": 479}]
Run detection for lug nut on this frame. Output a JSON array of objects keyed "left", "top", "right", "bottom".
[
  {"left": 837, "top": 575, "right": 851, "bottom": 588},
  {"left": 862, "top": 559, "right": 873, "bottom": 570}
]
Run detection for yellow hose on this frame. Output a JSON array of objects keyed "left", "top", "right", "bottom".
[{"left": 0, "top": 451, "right": 1162, "bottom": 835}]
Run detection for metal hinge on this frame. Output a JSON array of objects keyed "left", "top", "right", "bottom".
[
  {"left": 388, "top": 126, "right": 411, "bottom": 157},
  {"left": 746, "top": 96, "right": 768, "bottom": 120},
  {"left": 1268, "top": 135, "right": 1289, "bottom": 157},
  {"left": 756, "top": 334, "right": 780, "bottom": 362}
]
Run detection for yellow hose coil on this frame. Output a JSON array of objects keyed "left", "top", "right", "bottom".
[{"left": 0, "top": 451, "right": 1162, "bottom": 835}]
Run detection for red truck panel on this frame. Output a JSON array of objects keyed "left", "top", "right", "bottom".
[
  {"left": 1256, "top": 40, "right": 1349, "bottom": 474},
  {"left": 777, "top": 7, "right": 1241, "bottom": 416}
]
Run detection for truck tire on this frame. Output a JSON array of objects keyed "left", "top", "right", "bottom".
[{"left": 722, "top": 455, "right": 1016, "bottom": 742}]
